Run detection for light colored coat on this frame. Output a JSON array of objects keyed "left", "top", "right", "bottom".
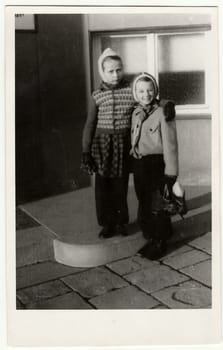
[{"left": 131, "top": 105, "right": 179, "bottom": 176}]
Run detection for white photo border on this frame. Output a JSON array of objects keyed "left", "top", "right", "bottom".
[{"left": 3, "top": 2, "right": 222, "bottom": 348}]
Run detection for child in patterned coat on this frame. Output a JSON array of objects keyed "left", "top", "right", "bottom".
[{"left": 81, "top": 48, "right": 175, "bottom": 239}]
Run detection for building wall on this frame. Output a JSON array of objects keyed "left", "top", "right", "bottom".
[
  {"left": 87, "top": 12, "right": 212, "bottom": 186},
  {"left": 87, "top": 13, "right": 211, "bottom": 31},
  {"left": 16, "top": 14, "right": 90, "bottom": 203},
  {"left": 177, "top": 119, "right": 211, "bottom": 185},
  {"left": 16, "top": 30, "right": 43, "bottom": 202},
  {"left": 16, "top": 13, "right": 212, "bottom": 204}
]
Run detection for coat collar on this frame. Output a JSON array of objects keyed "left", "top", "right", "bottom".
[
  {"left": 134, "top": 99, "right": 159, "bottom": 114},
  {"left": 99, "top": 78, "right": 129, "bottom": 91}
]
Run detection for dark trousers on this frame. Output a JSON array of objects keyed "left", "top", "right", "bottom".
[
  {"left": 133, "top": 155, "right": 172, "bottom": 241},
  {"left": 95, "top": 174, "right": 129, "bottom": 227}
]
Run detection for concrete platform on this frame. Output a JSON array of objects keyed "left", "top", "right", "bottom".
[
  {"left": 19, "top": 185, "right": 211, "bottom": 267},
  {"left": 20, "top": 186, "right": 138, "bottom": 244}
]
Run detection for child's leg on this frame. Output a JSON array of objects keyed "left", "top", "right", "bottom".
[
  {"left": 111, "top": 174, "right": 129, "bottom": 226},
  {"left": 133, "top": 155, "right": 170, "bottom": 237},
  {"left": 133, "top": 156, "right": 155, "bottom": 233},
  {"left": 135, "top": 155, "right": 173, "bottom": 259},
  {"left": 140, "top": 211, "right": 172, "bottom": 260},
  {"left": 95, "top": 174, "right": 129, "bottom": 237},
  {"left": 149, "top": 211, "right": 173, "bottom": 241},
  {"left": 95, "top": 174, "right": 114, "bottom": 227}
]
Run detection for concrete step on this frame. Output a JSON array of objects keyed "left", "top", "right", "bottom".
[
  {"left": 53, "top": 203, "right": 211, "bottom": 267},
  {"left": 19, "top": 185, "right": 211, "bottom": 268}
]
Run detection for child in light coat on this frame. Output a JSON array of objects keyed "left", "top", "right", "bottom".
[{"left": 131, "top": 72, "right": 179, "bottom": 258}]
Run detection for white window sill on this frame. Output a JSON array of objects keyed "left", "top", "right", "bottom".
[{"left": 176, "top": 105, "right": 211, "bottom": 119}]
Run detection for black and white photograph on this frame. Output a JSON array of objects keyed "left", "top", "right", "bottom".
[{"left": 4, "top": 3, "right": 222, "bottom": 348}]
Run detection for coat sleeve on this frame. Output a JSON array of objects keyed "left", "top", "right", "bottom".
[
  {"left": 82, "top": 95, "right": 98, "bottom": 153},
  {"left": 160, "top": 116, "right": 179, "bottom": 176}
]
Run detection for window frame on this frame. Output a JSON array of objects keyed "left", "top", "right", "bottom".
[
  {"left": 91, "top": 26, "right": 212, "bottom": 117},
  {"left": 154, "top": 31, "right": 211, "bottom": 116}
]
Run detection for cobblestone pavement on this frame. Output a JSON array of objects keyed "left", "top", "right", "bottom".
[{"left": 16, "top": 208, "right": 212, "bottom": 310}]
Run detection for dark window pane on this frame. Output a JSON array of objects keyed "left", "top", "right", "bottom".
[
  {"left": 158, "top": 33, "right": 206, "bottom": 105},
  {"left": 159, "top": 71, "right": 205, "bottom": 105}
]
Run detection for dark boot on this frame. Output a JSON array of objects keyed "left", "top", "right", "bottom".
[
  {"left": 140, "top": 212, "right": 172, "bottom": 260},
  {"left": 115, "top": 224, "right": 128, "bottom": 236},
  {"left": 98, "top": 226, "right": 116, "bottom": 239},
  {"left": 140, "top": 238, "right": 167, "bottom": 260}
]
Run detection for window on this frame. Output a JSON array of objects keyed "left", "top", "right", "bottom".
[
  {"left": 157, "top": 33, "right": 206, "bottom": 105},
  {"left": 101, "top": 35, "right": 148, "bottom": 82},
  {"left": 92, "top": 30, "right": 211, "bottom": 115}
]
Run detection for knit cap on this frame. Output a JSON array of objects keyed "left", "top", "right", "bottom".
[
  {"left": 132, "top": 72, "right": 159, "bottom": 102},
  {"left": 98, "top": 48, "right": 122, "bottom": 83}
]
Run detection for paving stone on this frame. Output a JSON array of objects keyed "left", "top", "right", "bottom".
[
  {"left": 107, "top": 256, "right": 159, "bottom": 276},
  {"left": 133, "top": 255, "right": 160, "bottom": 267},
  {"left": 152, "top": 280, "right": 211, "bottom": 309},
  {"left": 162, "top": 249, "right": 210, "bottom": 269},
  {"left": 107, "top": 257, "right": 140, "bottom": 275},
  {"left": 16, "top": 261, "right": 87, "bottom": 289},
  {"left": 125, "top": 265, "right": 189, "bottom": 293},
  {"left": 160, "top": 245, "right": 193, "bottom": 260},
  {"left": 17, "top": 280, "right": 71, "bottom": 305},
  {"left": 90, "top": 286, "right": 159, "bottom": 309},
  {"left": 180, "top": 259, "right": 212, "bottom": 287},
  {"left": 16, "top": 226, "right": 53, "bottom": 248},
  {"left": 62, "top": 267, "right": 128, "bottom": 298},
  {"left": 188, "top": 232, "right": 212, "bottom": 255},
  {"left": 27, "top": 292, "right": 92, "bottom": 309},
  {"left": 17, "top": 241, "right": 54, "bottom": 268}
]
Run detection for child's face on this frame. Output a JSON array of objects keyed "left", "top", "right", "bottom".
[
  {"left": 135, "top": 80, "right": 155, "bottom": 106},
  {"left": 102, "top": 59, "right": 124, "bottom": 85}
]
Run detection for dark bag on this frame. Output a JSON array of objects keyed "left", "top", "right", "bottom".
[{"left": 163, "top": 181, "right": 188, "bottom": 219}]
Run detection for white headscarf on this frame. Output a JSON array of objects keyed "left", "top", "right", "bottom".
[
  {"left": 132, "top": 72, "right": 158, "bottom": 102},
  {"left": 98, "top": 48, "right": 122, "bottom": 83}
]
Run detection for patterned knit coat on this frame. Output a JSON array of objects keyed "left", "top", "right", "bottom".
[{"left": 82, "top": 79, "right": 135, "bottom": 177}]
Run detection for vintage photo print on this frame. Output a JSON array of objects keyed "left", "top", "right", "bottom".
[{"left": 5, "top": 3, "right": 221, "bottom": 347}]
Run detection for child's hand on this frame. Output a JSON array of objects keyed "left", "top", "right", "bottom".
[
  {"left": 80, "top": 153, "right": 97, "bottom": 175},
  {"left": 164, "top": 175, "right": 177, "bottom": 194},
  {"left": 160, "top": 100, "right": 176, "bottom": 121},
  {"left": 165, "top": 175, "right": 177, "bottom": 187}
]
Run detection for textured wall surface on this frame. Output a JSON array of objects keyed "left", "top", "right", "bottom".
[
  {"left": 88, "top": 13, "right": 211, "bottom": 31},
  {"left": 16, "top": 14, "right": 89, "bottom": 203},
  {"left": 177, "top": 119, "right": 211, "bottom": 185}
]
